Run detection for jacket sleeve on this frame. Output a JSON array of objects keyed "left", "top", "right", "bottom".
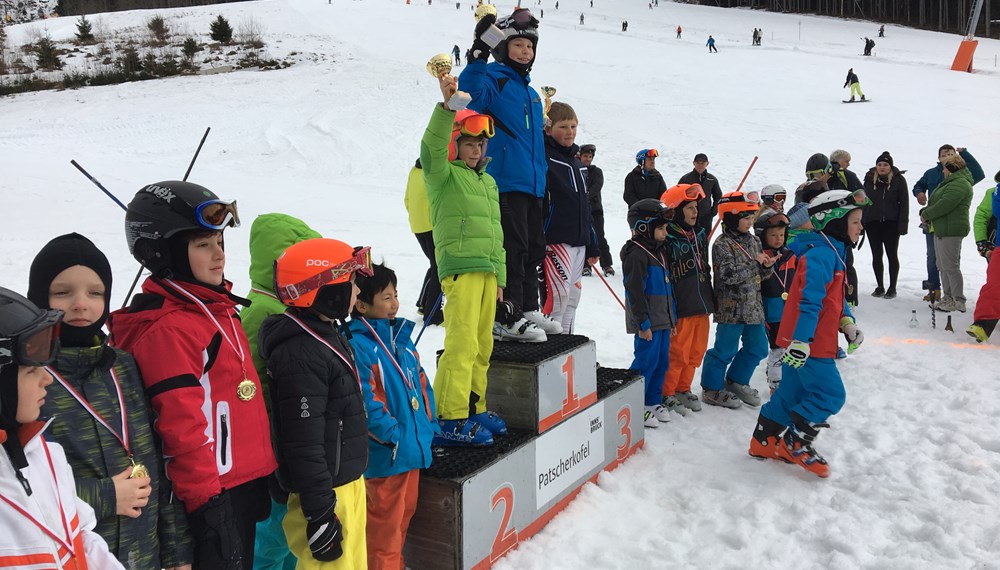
[
  {"left": 58, "top": 444, "right": 127, "bottom": 570},
  {"left": 73, "top": 476, "right": 116, "bottom": 523},
  {"left": 352, "top": 341, "right": 400, "bottom": 449},
  {"left": 846, "top": 170, "right": 864, "bottom": 192},
  {"left": 792, "top": 249, "right": 835, "bottom": 344},
  {"left": 487, "top": 174, "right": 507, "bottom": 288},
  {"left": 457, "top": 60, "right": 498, "bottom": 111},
  {"left": 622, "top": 248, "right": 651, "bottom": 330},
  {"left": 920, "top": 184, "right": 962, "bottom": 221},
  {"left": 623, "top": 172, "right": 638, "bottom": 206},
  {"left": 961, "top": 150, "right": 986, "bottom": 185},
  {"left": 711, "top": 177, "right": 722, "bottom": 215},
  {"left": 590, "top": 167, "right": 605, "bottom": 197},
  {"left": 973, "top": 189, "right": 994, "bottom": 242},
  {"left": 129, "top": 326, "right": 222, "bottom": 512},
  {"left": 913, "top": 168, "right": 930, "bottom": 196},
  {"left": 158, "top": 477, "right": 194, "bottom": 567},
  {"left": 269, "top": 340, "right": 336, "bottom": 521},
  {"left": 895, "top": 174, "right": 910, "bottom": 235},
  {"left": 420, "top": 104, "right": 456, "bottom": 193}
]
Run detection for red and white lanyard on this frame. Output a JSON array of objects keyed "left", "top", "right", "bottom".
[
  {"left": 357, "top": 317, "right": 417, "bottom": 394},
  {"left": 818, "top": 232, "right": 848, "bottom": 271},
  {"left": 632, "top": 240, "right": 667, "bottom": 270},
  {"left": 45, "top": 366, "right": 137, "bottom": 463},
  {"left": 685, "top": 228, "right": 704, "bottom": 272},
  {"left": 729, "top": 236, "right": 757, "bottom": 263},
  {"left": 250, "top": 287, "right": 279, "bottom": 301},
  {"left": 284, "top": 313, "right": 362, "bottom": 391},
  {"left": 0, "top": 438, "right": 75, "bottom": 558},
  {"left": 164, "top": 279, "right": 249, "bottom": 377}
]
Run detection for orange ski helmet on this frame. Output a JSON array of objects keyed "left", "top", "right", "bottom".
[
  {"left": 274, "top": 238, "right": 372, "bottom": 318},
  {"left": 449, "top": 110, "right": 495, "bottom": 161},
  {"left": 660, "top": 183, "right": 705, "bottom": 209}
]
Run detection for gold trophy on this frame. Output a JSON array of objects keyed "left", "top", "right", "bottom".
[
  {"left": 540, "top": 85, "right": 556, "bottom": 122},
  {"left": 474, "top": 0, "right": 497, "bottom": 22},
  {"left": 427, "top": 53, "right": 471, "bottom": 110}
]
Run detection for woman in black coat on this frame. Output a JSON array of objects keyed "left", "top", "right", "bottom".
[{"left": 863, "top": 151, "right": 909, "bottom": 299}]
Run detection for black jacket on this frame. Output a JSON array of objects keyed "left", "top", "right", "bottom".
[
  {"left": 828, "top": 165, "right": 864, "bottom": 192},
  {"left": 844, "top": 71, "right": 859, "bottom": 86},
  {"left": 623, "top": 166, "right": 667, "bottom": 207},
  {"left": 664, "top": 221, "right": 715, "bottom": 318},
  {"left": 259, "top": 310, "right": 368, "bottom": 521},
  {"left": 543, "top": 136, "right": 598, "bottom": 253},
  {"left": 585, "top": 164, "right": 605, "bottom": 213},
  {"left": 678, "top": 169, "right": 723, "bottom": 232},
  {"left": 863, "top": 166, "right": 910, "bottom": 234}
]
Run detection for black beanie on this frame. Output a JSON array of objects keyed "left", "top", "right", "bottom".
[
  {"left": 28, "top": 233, "right": 112, "bottom": 347},
  {"left": 876, "top": 151, "right": 893, "bottom": 168},
  {"left": 822, "top": 215, "right": 855, "bottom": 248}
]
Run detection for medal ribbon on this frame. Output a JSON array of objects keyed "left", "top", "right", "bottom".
[
  {"left": 284, "top": 313, "right": 362, "bottom": 391},
  {"left": 250, "top": 287, "right": 280, "bottom": 300},
  {"left": 357, "top": 317, "right": 417, "bottom": 394},
  {"left": 45, "top": 366, "right": 134, "bottom": 460},
  {"left": 632, "top": 240, "right": 667, "bottom": 270},
  {"left": 163, "top": 279, "right": 248, "bottom": 373},
  {"left": 0, "top": 438, "right": 75, "bottom": 558}
]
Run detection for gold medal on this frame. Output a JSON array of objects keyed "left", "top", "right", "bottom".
[
  {"left": 411, "top": 396, "right": 420, "bottom": 411},
  {"left": 781, "top": 292, "right": 789, "bottom": 301},
  {"left": 129, "top": 459, "right": 149, "bottom": 479},
  {"left": 237, "top": 378, "right": 257, "bottom": 401}
]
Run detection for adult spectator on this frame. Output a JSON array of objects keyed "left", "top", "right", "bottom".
[
  {"left": 623, "top": 148, "right": 666, "bottom": 207},
  {"left": 919, "top": 154, "right": 975, "bottom": 313},
  {"left": 862, "top": 151, "right": 908, "bottom": 299},
  {"left": 827, "top": 149, "right": 864, "bottom": 306},
  {"left": 678, "top": 152, "right": 722, "bottom": 234},
  {"left": 579, "top": 144, "right": 614, "bottom": 276},
  {"left": 913, "top": 145, "right": 985, "bottom": 302}
]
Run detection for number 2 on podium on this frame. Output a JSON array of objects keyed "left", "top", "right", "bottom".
[{"left": 490, "top": 484, "right": 518, "bottom": 561}]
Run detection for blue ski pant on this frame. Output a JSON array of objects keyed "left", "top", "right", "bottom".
[
  {"left": 254, "top": 499, "right": 297, "bottom": 570},
  {"left": 700, "top": 323, "right": 768, "bottom": 391},
  {"left": 631, "top": 329, "right": 670, "bottom": 406},
  {"left": 761, "top": 357, "right": 845, "bottom": 426},
  {"left": 925, "top": 232, "right": 940, "bottom": 289}
]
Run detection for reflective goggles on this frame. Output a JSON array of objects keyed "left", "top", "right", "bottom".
[
  {"left": 579, "top": 144, "right": 596, "bottom": 155},
  {"left": 806, "top": 160, "right": 835, "bottom": 179},
  {"left": 277, "top": 246, "right": 374, "bottom": 304},
  {"left": 645, "top": 149, "right": 659, "bottom": 159},
  {"left": 762, "top": 192, "right": 787, "bottom": 204},
  {"left": 738, "top": 190, "right": 761, "bottom": 204},
  {"left": 455, "top": 114, "right": 495, "bottom": 138},
  {"left": 196, "top": 199, "right": 241, "bottom": 231},
  {"left": 681, "top": 184, "right": 705, "bottom": 201},
  {"left": 507, "top": 8, "right": 539, "bottom": 27},
  {"left": 808, "top": 189, "right": 872, "bottom": 216},
  {"left": 0, "top": 310, "right": 62, "bottom": 367}
]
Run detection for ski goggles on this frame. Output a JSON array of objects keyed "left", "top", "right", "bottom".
[
  {"left": 195, "top": 199, "right": 241, "bottom": 231},
  {"left": 579, "top": 144, "right": 596, "bottom": 155},
  {"left": 277, "top": 246, "right": 374, "bottom": 304},
  {"left": 717, "top": 190, "right": 761, "bottom": 215},
  {"left": 805, "top": 160, "right": 835, "bottom": 179},
  {"left": 644, "top": 149, "right": 660, "bottom": 159},
  {"left": 455, "top": 114, "right": 495, "bottom": 138},
  {"left": 762, "top": 191, "right": 787, "bottom": 205},
  {"left": 501, "top": 8, "right": 539, "bottom": 29},
  {"left": 679, "top": 184, "right": 705, "bottom": 201},
  {"left": 808, "top": 189, "right": 872, "bottom": 215},
  {"left": 0, "top": 310, "right": 62, "bottom": 367}
]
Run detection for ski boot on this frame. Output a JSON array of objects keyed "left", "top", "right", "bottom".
[
  {"left": 433, "top": 418, "right": 494, "bottom": 447},
  {"left": 470, "top": 411, "right": 508, "bottom": 436},
  {"left": 775, "top": 413, "right": 830, "bottom": 478},
  {"left": 848, "top": 96, "right": 855, "bottom": 102},
  {"left": 860, "top": 95, "right": 866, "bottom": 101},
  {"left": 967, "top": 320, "right": 996, "bottom": 343},
  {"left": 582, "top": 265, "right": 593, "bottom": 277},
  {"left": 603, "top": 266, "right": 616, "bottom": 277},
  {"left": 748, "top": 413, "right": 790, "bottom": 462}
]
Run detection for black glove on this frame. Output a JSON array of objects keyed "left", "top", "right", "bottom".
[
  {"left": 470, "top": 13, "right": 496, "bottom": 61},
  {"left": 306, "top": 511, "right": 344, "bottom": 562},
  {"left": 190, "top": 493, "right": 243, "bottom": 569},
  {"left": 978, "top": 240, "right": 995, "bottom": 258}
]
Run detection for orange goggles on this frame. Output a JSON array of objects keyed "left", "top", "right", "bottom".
[
  {"left": 646, "top": 149, "right": 659, "bottom": 158},
  {"left": 455, "top": 114, "right": 495, "bottom": 138},
  {"left": 277, "top": 247, "right": 374, "bottom": 304}
]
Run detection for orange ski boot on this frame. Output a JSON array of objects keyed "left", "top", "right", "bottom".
[
  {"left": 748, "top": 413, "right": 790, "bottom": 462},
  {"left": 775, "top": 414, "right": 830, "bottom": 478}
]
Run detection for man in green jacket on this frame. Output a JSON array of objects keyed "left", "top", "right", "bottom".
[
  {"left": 420, "top": 73, "right": 508, "bottom": 446},
  {"left": 919, "top": 155, "right": 975, "bottom": 313}
]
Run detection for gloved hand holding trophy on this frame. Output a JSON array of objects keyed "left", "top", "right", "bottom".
[{"left": 427, "top": 53, "right": 472, "bottom": 111}]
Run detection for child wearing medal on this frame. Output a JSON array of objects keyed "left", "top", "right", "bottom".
[
  {"left": 109, "top": 181, "right": 277, "bottom": 569},
  {"left": 0, "top": 286, "right": 125, "bottom": 569},
  {"left": 260, "top": 237, "right": 372, "bottom": 568},
  {"left": 699, "top": 191, "right": 778, "bottom": 410},
  {"left": 347, "top": 263, "right": 438, "bottom": 570},
  {"left": 753, "top": 211, "right": 797, "bottom": 396},
  {"left": 30, "top": 233, "right": 192, "bottom": 570}
]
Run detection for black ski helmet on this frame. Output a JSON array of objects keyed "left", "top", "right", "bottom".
[
  {"left": 125, "top": 181, "right": 239, "bottom": 277},
  {"left": 805, "top": 153, "right": 833, "bottom": 180},
  {"left": 754, "top": 208, "right": 790, "bottom": 241},
  {"left": 628, "top": 199, "right": 672, "bottom": 238},
  {"left": 492, "top": 8, "right": 539, "bottom": 70}
]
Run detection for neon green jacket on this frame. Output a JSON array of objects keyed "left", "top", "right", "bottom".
[
  {"left": 973, "top": 185, "right": 997, "bottom": 242},
  {"left": 404, "top": 164, "right": 433, "bottom": 234}
]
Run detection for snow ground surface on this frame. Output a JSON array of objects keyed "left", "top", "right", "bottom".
[{"left": 3, "top": 1, "right": 1000, "bottom": 568}]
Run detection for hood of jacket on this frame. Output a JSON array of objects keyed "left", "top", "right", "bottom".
[
  {"left": 346, "top": 316, "right": 417, "bottom": 349},
  {"left": 259, "top": 309, "right": 343, "bottom": 361},
  {"left": 248, "top": 214, "right": 322, "bottom": 293}
]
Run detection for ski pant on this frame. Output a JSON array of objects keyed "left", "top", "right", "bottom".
[
  {"left": 500, "top": 192, "right": 545, "bottom": 313},
  {"left": 195, "top": 477, "right": 270, "bottom": 570},
  {"left": 764, "top": 322, "right": 782, "bottom": 390},
  {"left": 414, "top": 231, "right": 443, "bottom": 319},
  {"left": 631, "top": 329, "right": 671, "bottom": 406},
  {"left": 254, "top": 499, "right": 297, "bottom": 570},
  {"left": 700, "top": 322, "right": 769, "bottom": 391},
  {"left": 761, "top": 357, "right": 845, "bottom": 426},
  {"left": 849, "top": 82, "right": 864, "bottom": 99},
  {"left": 662, "top": 314, "right": 709, "bottom": 396},
  {"left": 365, "top": 470, "right": 420, "bottom": 570},
  {"left": 924, "top": 231, "right": 941, "bottom": 289},
  {"left": 435, "top": 272, "right": 496, "bottom": 420},
  {"left": 935, "top": 235, "right": 965, "bottom": 302},
  {"left": 708, "top": 45, "right": 717, "bottom": 53},
  {"left": 846, "top": 248, "right": 859, "bottom": 305},
  {"left": 592, "top": 209, "right": 614, "bottom": 269},
  {"left": 974, "top": 247, "right": 1000, "bottom": 325},
  {"left": 283, "top": 478, "right": 367, "bottom": 570},
  {"left": 543, "top": 243, "right": 586, "bottom": 333},
  {"left": 865, "top": 220, "right": 901, "bottom": 290}
]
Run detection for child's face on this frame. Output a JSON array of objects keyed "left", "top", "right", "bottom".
[
  {"left": 507, "top": 38, "right": 534, "bottom": 65},
  {"left": 682, "top": 201, "right": 699, "bottom": 226},
  {"left": 188, "top": 231, "right": 226, "bottom": 285},
  {"left": 17, "top": 365, "right": 53, "bottom": 424},
  {"left": 737, "top": 215, "right": 754, "bottom": 233},
  {"left": 846, "top": 209, "right": 864, "bottom": 243},
  {"left": 546, "top": 118, "right": 577, "bottom": 148},
  {"left": 48, "top": 265, "right": 105, "bottom": 328},
  {"left": 357, "top": 283, "right": 399, "bottom": 320},
  {"left": 579, "top": 152, "right": 594, "bottom": 166},
  {"left": 764, "top": 226, "right": 786, "bottom": 249},
  {"left": 653, "top": 224, "right": 668, "bottom": 242},
  {"left": 457, "top": 136, "right": 485, "bottom": 169}
]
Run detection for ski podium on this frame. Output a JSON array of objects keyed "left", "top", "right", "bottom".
[{"left": 404, "top": 334, "right": 645, "bottom": 569}]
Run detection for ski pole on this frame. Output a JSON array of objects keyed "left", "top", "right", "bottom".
[
  {"left": 591, "top": 262, "right": 626, "bottom": 311},
  {"left": 70, "top": 160, "right": 127, "bottom": 211},
  {"left": 708, "top": 155, "right": 758, "bottom": 241},
  {"left": 414, "top": 290, "right": 445, "bottom": 346}
]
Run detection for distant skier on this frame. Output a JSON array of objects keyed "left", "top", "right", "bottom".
[
  {"left": 863, "top": 37, "right": 875, "bottom": 56},
  {"left": 752, "top": 28, "right": 759, "bottom": 46},
  {"left": 878, "top": 25, "right": 885, "bottom": 38},
  {"left": 580, "top": 13, "right": 584, "bottom": 24},
  {"left": 452, "top": 44, "right": 461, "bottom": 66},
  {"left": 707, "top": 35, "right": 717, "bottom": 53},
  {"left": 676, "top": 25, "right": 682, "bottom": 39},
  {"left": 843, "top": 68, "right": 865, "bottom": 102},
  {"left": 622, "top": 20, "right": 628, "bottom": 32}
]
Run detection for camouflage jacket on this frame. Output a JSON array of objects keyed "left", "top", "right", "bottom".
[
  {"left": 41, "top": 342, "right": 193, "bottom": 570},
  {"left": 711, "top": 229, "right": 769, "bottom": 324}
]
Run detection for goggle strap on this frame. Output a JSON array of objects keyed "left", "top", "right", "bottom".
[{"left": 0, "top": 337, "right": 13, "bottom": 366}]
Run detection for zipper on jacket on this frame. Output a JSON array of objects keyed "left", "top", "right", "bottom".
[
  {"left": 219, "top": 413, "right": 229, "bottom": 466},
  {"left": 460, "top": 219, "right": 467, "bottom": 251},
  {"left": 333, "top": 419, "right": 343, "bottom": 478}
]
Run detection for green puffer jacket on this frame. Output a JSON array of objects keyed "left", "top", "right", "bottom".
[
  {"left": 920, "top": 168, "right": 974, "bottom": 237},
  {"left": 41, "top": 343, "right": 192, "bottom": 570},
  {"left": 420, "top": 104, "right": 506, "bottom": 286},
  {"left": 973, "top": 185, "right": 997, "bottom": 243},
  {"left": 241, "top": 213, "right": 322, "bottom": 415}
]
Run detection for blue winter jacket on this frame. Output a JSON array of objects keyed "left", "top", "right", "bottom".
[
  {"left": 621, "top": 238, "right": 677, "bottom": 334},
  {"left": 912, "top": 149, "right": 985, "bottom": 197},
  {"left": 348, "top": 317, "right": 437, "bottom": 478},
  {"left": 459, "top": 60, "right": 547, "bottom": 198}
]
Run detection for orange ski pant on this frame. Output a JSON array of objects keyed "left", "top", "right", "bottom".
[{"left": 662, "top": 314, "right": 710, "bottom": 396}]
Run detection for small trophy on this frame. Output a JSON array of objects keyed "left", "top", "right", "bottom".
[
  {"left": 475, "top": 0, "right": 505, "bottom": 47},
  {"left": 427, "top": 53, "right": 471, "bottom": 111},
  {"left": 540, "top": 85, "right": 556, "bottom": 122},
  {"left": 474, "top": 0, "right": 497, "bottom": 22}
]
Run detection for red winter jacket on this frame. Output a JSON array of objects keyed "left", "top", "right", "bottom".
[{"left": 109, "top": 277, "right": 276, "bottom": 513}]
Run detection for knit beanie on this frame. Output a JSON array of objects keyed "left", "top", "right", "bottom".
[
  {"left": 28, "top": 233, "right": 112, "bottom": 347},
  {"left": 876, "top": 151, "right": 893, "bottom": 168}
]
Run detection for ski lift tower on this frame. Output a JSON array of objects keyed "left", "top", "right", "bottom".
[{"left": 951, "top": 0, "right": 987, "bottom": 72}]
